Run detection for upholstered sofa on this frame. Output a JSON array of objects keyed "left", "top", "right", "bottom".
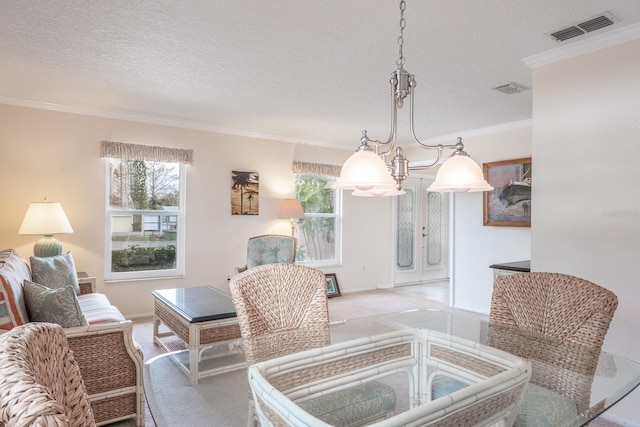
[{"left": 0, "top": 249, "right": 144, "bottom": 426}]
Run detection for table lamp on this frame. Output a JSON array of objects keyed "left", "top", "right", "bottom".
[
  {"left": 278, "top": 198, "right": 304, "bottom": 237},
  {"left": 18, "top": 200, "right": 74, "bottom": 257}
]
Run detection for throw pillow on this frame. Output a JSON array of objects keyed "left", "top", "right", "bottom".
[
  {"left": 23, "top": 280, "right": 87, "bottom": 328},
  {"left": 30, "top": 252, "right": 80, "bottom": 295}
]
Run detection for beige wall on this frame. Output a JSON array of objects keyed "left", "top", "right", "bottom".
[
  {"left": 531, "top": 38, "right": 640, "bottom": 423},
  {"left": 0, "top": 104, "right": 393, "bottom": 318}
]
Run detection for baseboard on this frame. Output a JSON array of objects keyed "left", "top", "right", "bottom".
[{"left": 126, "top": 312, "right": 154, "bottom": 320}]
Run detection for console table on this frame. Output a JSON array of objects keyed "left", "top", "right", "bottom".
[{"left": 489, "top": 260, "right": 530, "bottom": 282}]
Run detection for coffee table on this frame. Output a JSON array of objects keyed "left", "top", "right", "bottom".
[{"left": 152, "top": 286, "right": 244, "bottom": 385}]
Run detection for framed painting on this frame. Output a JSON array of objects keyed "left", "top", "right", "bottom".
[
  {"left": 325, "top": 273, "right": 341, "bottom": 298},
  {"left": 231, "top": 170, "right": 259, "bottom": 215},
  {"left": 483, "top": 157, "right": 532, "bottom": 227}
]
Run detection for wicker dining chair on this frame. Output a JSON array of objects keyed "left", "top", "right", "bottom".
[
  {"left": 230, "top": 263, "right": 330, "bottom": 363},
  {"left": 0, "top": 322, "right": 96, "bottom": 427},
  {"left": 230, "top": 263, "right": 329, "bottom": 427},
  {"left": 489, "top": 272, "right": 618, "bottom": 425},
  {"left": 230, "top": 263, "right": 396, "bottom": 427}
]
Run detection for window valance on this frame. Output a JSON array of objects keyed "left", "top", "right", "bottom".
[
  {"left": 292, "top": 161, "right": 341, "bottom": 177},
  {"left": 100, "top": 140, "right": 193, "bottom": 165}
]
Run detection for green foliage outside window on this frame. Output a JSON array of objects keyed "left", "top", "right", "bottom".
[
  {"left": 295, "top": 176, "right": 336, "bottom": 262},
  {"left": 111, "top": 244, "right": 176, "bottom": 272},
  {"left": 108, "top": 158, "right": 181, "bottom": 276},
  {"left": 129, "top": 160, "right": 148, "bottom": 209}
]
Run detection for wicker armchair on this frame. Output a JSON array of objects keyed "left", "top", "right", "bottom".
[
  {"left": 0, "top": 322, "right": 96, "bottom": 427},
  {"left": 489, "top": 272, "right": 618, "bottom": 425},
  {"left": 234, "top": 234, "right": 297, "bottom": 275}
]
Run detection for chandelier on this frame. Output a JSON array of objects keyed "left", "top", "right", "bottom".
[{"left": 333, "top": 0, "right": 493, "bottom": 196}]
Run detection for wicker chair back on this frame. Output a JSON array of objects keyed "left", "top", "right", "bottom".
[
  {"left": 230, "top": 263, "right": 328, "bottom": 342},
  {"left": 490, "top": 272, "right": 618, "bottom": 350},
  {"left": 0, "top": 322, "right": 96, "bottom": 427},
  {"left": 489, "top": 272, "right": 618, "bottom": 421}
]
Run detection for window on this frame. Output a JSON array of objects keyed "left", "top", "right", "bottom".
[
  {"left": 294, "top": 175, "right": 341, "bottom": 266},
  {"left": 101, "top": 141, "right": 191, "bottom": 280}
]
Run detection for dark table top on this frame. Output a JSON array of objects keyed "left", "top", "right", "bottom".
[
  {"left": 489, "top": 260, "right": 531, "bottom": 272},
  {"left": 152, "top": 286, "right": 237, "bottom": 323}
]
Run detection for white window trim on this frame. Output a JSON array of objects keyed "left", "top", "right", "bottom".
[
  {"left": 296, "top": 175, "right": 342, "bottom": 268},
  {"left": 104, "top": 162, "right": 186, "bottom": 282}
]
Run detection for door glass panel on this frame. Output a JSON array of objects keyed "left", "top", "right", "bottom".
[
  {"left": 426, "top": 192, "right": 442, "bottom": 266},
  {"left": 396, "top": 187, "right": 416, "bottom": 270},
  {"left": 394, "top": 178, "right": 449, "bottom": 286}
]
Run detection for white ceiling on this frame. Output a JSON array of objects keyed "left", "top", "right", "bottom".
[{"left": 2, "top": 1, "right": 640, "bottom": 150}]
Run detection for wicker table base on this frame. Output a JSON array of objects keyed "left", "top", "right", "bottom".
[{"left": 152, "top": 287, "right": 244, "bottom": 385}]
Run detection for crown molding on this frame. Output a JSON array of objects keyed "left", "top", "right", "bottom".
[
  {"left": 524, "top": 22, "right": 640, "bottom": 69},
  {"left": 0, "top": 95, "right": 340, "bottom": 148},
  {"left": 0, "top": 95, "right": 532, "bottom": 151},
  {"left": 409, "top": 119, "right": 532, "bottom": 146}
]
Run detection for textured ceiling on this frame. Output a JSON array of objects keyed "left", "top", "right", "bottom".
[{"left": 1, "top": 1, "right": 640, "bottom": 149}]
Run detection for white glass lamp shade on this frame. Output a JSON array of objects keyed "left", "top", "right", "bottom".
[
  {"left": 332, "top": 150, "right": 397, "bottom": 191},
  {"left": 352, "top": 185, "right": 406, "bottom": 197},
  {"left": 427, "top": 155, "right": 493, "bottom": 193},
  {"left": 18, "top": 202, "right": 73, "bottom": 257}
]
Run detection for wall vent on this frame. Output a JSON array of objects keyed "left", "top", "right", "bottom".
[
  {"left": 547, "top": 12, "right": 617, "bottom": 42},
  {"left": 493, "top": 82, "right": 529, "bottom": 95}
]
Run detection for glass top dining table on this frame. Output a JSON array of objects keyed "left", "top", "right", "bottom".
[
  {"left": 328, "top": 309, "right": 640, "bottom": 426},
  {"left": 145, "top": 308, "right": 640, "bottom": 427}
]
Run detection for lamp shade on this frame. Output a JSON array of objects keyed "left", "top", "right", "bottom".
[
  {"left": 18, "top": 202, "right": 73, "bottom": 257},
  {"left": 332, "top": 150, "right": 397, "bottom": 191},
  {"left": 19, "top": 202, "right": 74, "bottom": 235},
  {"left": 278, "top": 199, "right": 305, "bottom": 219},
  {"left": 427, "top": 155, "right": 493, "bottom": 193}
]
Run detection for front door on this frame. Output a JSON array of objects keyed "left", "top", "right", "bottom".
[{"left": 393, "top": 177, "right": 449, "bottom": 286}]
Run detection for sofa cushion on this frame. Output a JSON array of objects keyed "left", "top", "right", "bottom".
[
  {"left": 30, "top": 252, "right": 80, "bottom": 295},
  {"left": 0, "top": 249, "right": 30, "bottom": 330},
  {"left": 23, "top": 280, "right": 87, "bottom": 328},
  {"left": 77, "top": 293, "right": 126, "bottom": 324}
]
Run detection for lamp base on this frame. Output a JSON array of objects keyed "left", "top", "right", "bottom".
[{"left": 33, "top": 236, "right": 63, "bottom": 257}]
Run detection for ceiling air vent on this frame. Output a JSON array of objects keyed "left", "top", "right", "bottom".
[
  {"left": 547, "top": 12, "right": 617, "bottom": 42},
  {"left": 493, "top": 82, "right": 529, "bottom": 95}
]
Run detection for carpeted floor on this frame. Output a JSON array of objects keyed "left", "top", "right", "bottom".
[{"left": 107, "top": 283, "right": 623, "bottom": 427}]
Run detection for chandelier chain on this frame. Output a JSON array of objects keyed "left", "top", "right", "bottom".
[{"left": 396, "top": 0, "right": 406, "bottom": 67}]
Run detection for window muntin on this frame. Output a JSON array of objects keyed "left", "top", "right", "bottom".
[
  {"left": 105, "top": 159, "right": 185, "bottom": 280},
  {"left": 294, "top": 175, "right": 341, "bottom": 266}
]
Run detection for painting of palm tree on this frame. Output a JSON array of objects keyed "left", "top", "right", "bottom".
[{"left": 231, "top": 170, "right": 259, "bottom": 215}]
